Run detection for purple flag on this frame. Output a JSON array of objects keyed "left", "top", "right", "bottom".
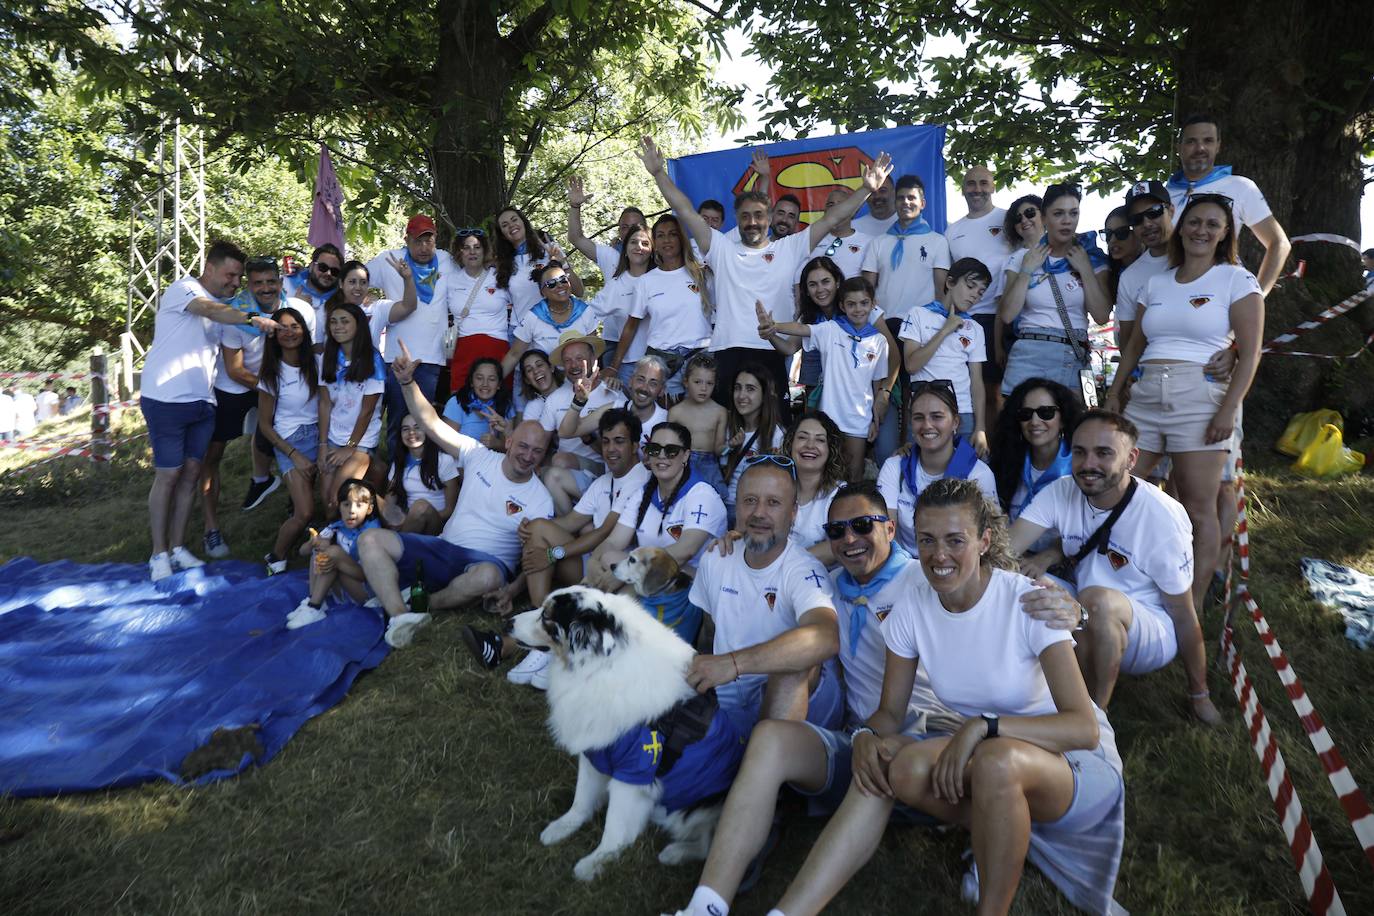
[{"left": 308, "top": 144, "right": 346, "bottom": 256}]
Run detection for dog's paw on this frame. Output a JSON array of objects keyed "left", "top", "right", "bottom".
[
  {"left": 657, "top": 841, "right": 703, "bottom": 865},
  {"left": 540, "top": 817, "right": 580, "bottom": 847},
  {"left": 573, "top": 853, "right": 608, "bottom": 882}
]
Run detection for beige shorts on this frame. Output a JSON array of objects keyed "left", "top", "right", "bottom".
[{"left": 1125, "top": 363, "right": 1235, "bottom": 454}]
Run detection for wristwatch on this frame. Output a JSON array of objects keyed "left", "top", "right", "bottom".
[
  {"left": 1074, "top": 603, "right": 1089, "bottom": 632},
  {"left": 980, "top": 713, "right": 999, "bottom": 739},
  {"left": 550, "top": 545, "right": 567, "bottom": 562},
  {"left": 243, "top": 311, "right": 256, "bottom": 325}
]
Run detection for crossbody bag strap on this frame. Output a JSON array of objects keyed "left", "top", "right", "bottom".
[
  {"left": 1045, "top": 272, "right": 1089, "bottom": 365},
  {"left": 1069, "top": 477, "right": 1139, "bottom": 566}
]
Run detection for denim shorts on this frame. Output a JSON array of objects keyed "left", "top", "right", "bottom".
[
  {"left": 141, "top": 397, "right": 215, "bottom": 469},
  {"left": 273, "top": 423, "right": 321, "bottom": 475},
  {"left": 1002, "top": 332, "right": 1085, "bottom": 395}
]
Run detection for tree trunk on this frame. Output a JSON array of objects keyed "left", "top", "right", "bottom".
[{"left": 1176, "top": 0, "right": 1374, "bottom": 448}]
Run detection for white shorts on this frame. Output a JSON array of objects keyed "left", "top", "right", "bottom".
[{"left": 1120, "top": 595, "right": 1178, "bottom": 675}]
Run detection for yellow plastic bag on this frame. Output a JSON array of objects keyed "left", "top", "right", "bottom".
[
  {"left": 1277, "top": 409, "right": 1344, "bottom": 457},
  {"left": 1292, "top": 424, "right": 1365, "bottom": 478}
]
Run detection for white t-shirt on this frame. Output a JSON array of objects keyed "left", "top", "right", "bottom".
[
  {"left": 539, "top": 381, "right": 622, "bottom": 463},
  {"left": 852, "top": 212, "right": 898, "bottom": 237},
  {"left": 612, "top": 477, "right": 728, "bottom": 564},
  {"left": 504, "top": 241, "right": 567, "bottom": 323},
  {"left": 725, "top": 425, "right": 786, "bottom": 508},
  {"left": 1140, "top": 264, "right": 1261, "bottom": 364},
  {"left": 1003, "top": 248, "right": 1105, "bottom": 331},
  {"left": 898, "top": 308, "right": 986, "bottom": 416},
  {"left": 883, "top": 567, "right": 1072, "bottom": 718},
  {"left": 1020, "top": 475, "right": 1193, "bottom": 609},
  {"left": 877, "top": 453, "right": 999, "bottom": 553},
  {"left": 0, "top": 393, "right": 14, "bottom": 431},
  {"left": 1168, "top": 172, "right": 1272, "bottom": 230},
  {"left": 689, "top": 539, "right": 835, "bottom": 710},
  {"left": 439, "top": 438, "right": 555, "bottom": 568},
  {"left": 574, "top": 462, "right": 651, "bottom": 529},
  {"left": 834, "top": 559, "right": 948, "bottom": 727},
  {"left": 1114, "top": 251, "right": 1169, "bottom": 325},
  {"left": 448, "top": 266, "right": 512, "bottom": 341},
  {"left": 35, "top": 390, "right": 59, "bottom": 423},
  {"left": 803, "top": 321, "right": 889, "bottom": 437},
  {"left": 631, "top": 266, "right": 713, "bottom": 351},
  {"left": 366, "top": 248, "right": 455, "bottom": 365},
  {"left": 862, "top": 228, "right": 952, "bottom": 322},
  {"left": 402, "top": 451, "right": 461, "bottom": 513},
  {"left": 521, "top": 393, "right": 550, "bottom": 423},
  {"left": 704, "top": 228, "right": 814, "bottom": 349},
  {"left": 321, "top": 350, "right": 386, "bottom": 448},
  {"left": 792, "top": 484, "right": 843, "bottom": 549},
  {"left": 142, "top": 276, "right": 220, "bottom": 404},
  {"left": 946, "top": 208, "right": 1011, "bottom": 316},
  {"left": 513, "top": 306, "right": 600, "bottom": 357},
  {"left": 799, "top": 231, "right": 872, "bottom": 283},
  {"left": 12, "top": 392, "right": 36, "bottom": 433},
  {"left": 215, "top": 324, "right": 267, "bottom": 396},
  {"left": 592, "top": 245, "right": 646, "bottom": 361},
  {"left": 257, "top": 362, "right": 318, "bottom": 439}
]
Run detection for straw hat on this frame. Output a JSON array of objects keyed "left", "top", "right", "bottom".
[{"left": 549, "top": 328, "right": 606, "bottom": 364}]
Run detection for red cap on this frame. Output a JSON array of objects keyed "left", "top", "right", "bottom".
[{"left": 405, "top": 214, "right": 437, "bottom": 237}]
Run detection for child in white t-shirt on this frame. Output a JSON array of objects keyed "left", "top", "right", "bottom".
[
  {"left": 757, "top": 277, "right": 897, "bottom": 481},
  {"left": 287, "top": 478, "right": 382, "bottom": 629},
  {"left": 900, "top": 257, "right": 994, "bottom": 452}
]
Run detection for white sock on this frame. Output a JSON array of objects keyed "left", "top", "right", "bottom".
[
  {"left": 688, "top": 886, "right": 729, "bottom": 916},
  {"left": 766, "top": 910, "right": 787, "bottom": 916},
  {"left": 252, "top": 475, "right": 269, "bottom": 483}
]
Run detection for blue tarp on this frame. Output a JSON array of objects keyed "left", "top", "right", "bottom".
[{"left": 0, "top": 557, "right": 388, "bottom": 796}]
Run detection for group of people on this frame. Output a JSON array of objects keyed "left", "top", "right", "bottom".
[
  {"left": 0, "top": 380, "right": 80, "bottom": 441},
  {"left": 131, "top": 113, "right": 1282, "bottom": 913}
]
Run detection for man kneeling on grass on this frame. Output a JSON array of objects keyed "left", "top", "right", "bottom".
[{"left": 356, "top": 341, "right": 555, "bottom": 648}]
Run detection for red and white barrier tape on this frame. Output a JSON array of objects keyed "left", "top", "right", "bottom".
[
  {"left": 0, "top": 370, "right": 101, "bottom": 382},
  {"left": 1291, "top": 233, "right": 1361, "bottom": 252},
  {"left": 1233, "top": 472, "right": 1374, "bottom": 870},
  {"left": 1262, "top": 287, "right": 1374, "bottom": 353},
  {"left": 0, "top": 431, "right": 148, "bottom": 478},
  {"left": 92, "top": 398, "right": 141, "bottom": 415}
]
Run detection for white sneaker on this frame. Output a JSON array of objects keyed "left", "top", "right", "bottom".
[
  {"left": 149, "top": 552, "right": 174, "bottom": 582},
  {"left": 530, "top": 655, "right": 551, "bottom": 691},
  {"left": 286, "top": 598, "right": 327, "bottom": 630},
  {"left": 169, "top": 546, "right": 205, "bottom": 571},
  {"left": 506, "top": 649, "right": 551, "bottom": 686},
  {"left": 959, "top": 851, "right": 979, "bottom": 905},
  {"left": 264, "top": 554, "right": 288, "bottom": 576},
  {"left": 384, "top": 612, "right": 431, "bottom": 648}
]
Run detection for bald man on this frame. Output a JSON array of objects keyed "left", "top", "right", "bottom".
[
  {"left": 358, "top": 344, "right": 555, "bottom": 647},
  {"left": 946, "top": 165, "right": 1012, "bottom": 418}
]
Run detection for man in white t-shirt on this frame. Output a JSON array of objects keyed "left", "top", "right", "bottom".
[
  {"left": 358, "top": 346, "right": 555, "bottom": 648},
  {"left": 11, "top": 387, "right": 36, "bottom": 437},
  {"left": 851, "top": 174, "right": 898, "bottom": 238},
  {"left": 862, "top": 174, "right": 952, "bottom": 328},
  {"left": 687, "top": 459, "right": 843, "bottom": 731},
  {"left": 35, "top": 381, "right": 59, "bottom": 424},
  {"left": 0, "top": 387, "right": 14, "bottom": 442},
  {"left": 282, "top": 243, "right": 342, "bottom": 327},
  {"left": 538, "top": 331, "right": 623, "bottom": 512},
  {"left": 1009, "top": 410, "right": 1221, "bottom": 725},
  {"left": 945, "top": 165, "right": 1011, "bottom": 420},
  {"left": 368, "top": 214, "right": 456, "bottom": 450},
  {"left": 557, "top": 353, "right": 668, "bottom": 449},
  {"left": 139, "top": 241, "right": 282, "bottom": 582},
  {"left": 1166, "top": 115, "right": 1291, "bottom": 295},
  {"left": 637, "top": 136, "right": 893, "bottom": 412},
  {"left": 1115, "top": 180, "right": 1175, "bottom": 349}
]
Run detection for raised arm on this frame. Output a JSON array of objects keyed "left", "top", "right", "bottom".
[
  {"left": 381, "top": 254, "right": 419, "bottom": 323},
  {"left": 565, "top": 177, "right": 599, "bottom": 260},
  {"left": 638, "top": 136, "right": 713, "bottom": 253},
  {"left": 188, "top": 297, "right": 281, "bottom": 333},
  {"left": 806, "top": 151, "right": 893, "bottom": 250},
  {"left": 393, "top": 341, "right": 479, "bottom": 457}
]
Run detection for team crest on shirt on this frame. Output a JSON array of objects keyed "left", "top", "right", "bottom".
[
  {"left": 505, "top": 499, "right": 524, "bottom": 516},
  {"left": 667, "top": 524, "right": 684, "bottom": 540},
  {"left": 1107, "top": 549, "right": 1129, "bottom": 570},
  {"left": 848, "top": 244, "right": 861, "bottom": 253},
  {"left": 763, "top": 252, "right": 775, "bottom": 263},
  {"left": 763, "top": 590, "right": 777, "bottom": 612},
  {"left": 989, "top": 227, "right": 1002, "bottom": 237},
  {"left": 874, "top": 604, "right": 893, "bottom": 623},
  {"left": 959, "top": 335, "right": 972, "bottom": 348},
  {"left": 688, "top": 282, "right": 700, "bottom": 293},
  {"left": 486, "top": 287, "right": 496, "bottom": 295},
  {"left": 1189, "top": 295, "right": 1212, "bottom": 308},
  {"left": 865, "top": 350, "right": 877, "bottom": 362}
]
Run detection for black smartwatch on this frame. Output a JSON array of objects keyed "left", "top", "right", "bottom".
[{"left": 980, "top": 713, "right": 999, "bottom": 739}]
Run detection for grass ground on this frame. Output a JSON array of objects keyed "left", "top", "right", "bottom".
[{"left": 1, "top": 408, "right": 1372, "bottom": 915}]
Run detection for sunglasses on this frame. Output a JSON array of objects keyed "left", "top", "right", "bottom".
[
  {"left": 911, "top": 379, "right": 955, "bottom": 397},
  {"left": 823, "top": 515, "right": 890, "bottom": 540},
  {"left": 741, "top": 453, "right": 797, "bottom": 479},
  {"left": 645, "top": 442, "right": 686, "bottom": 459},
  {"left": 1127, "top": 204, "right": 1167, "bottom": 227},
  {"left": 1100, "top": 226, "right": 1132, "bottom": 243},
  {"left": 1188, "top": 192, "right": 1234, "bottom": 208},
  {"left": 542, "top": 274, "right": 572, "bottom": 290},
  {"left": 1016, "top": 405, "right": 1061, "bottom": 422},
  {"left": 313, "top": 262, "right": 341, "bottom": 276},
  {"left": 245, "top": 255, "right": 278, "bottom": 272},
  {"left": 1014, "top": 206, "right": 1038, "bottom": 222},
  {"left": 457, "top": 228, "right": 486, "bottom": 238}
]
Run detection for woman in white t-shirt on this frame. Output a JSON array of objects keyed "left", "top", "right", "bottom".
[
  {"left": 592, "top": 222, "right": 655, "bottom": 387},
  {"left": 770, "top": 478, "right": 1124, "bottom": 916},
  {"left": 785, "top": 410, "right": 847, "bottom": 562},
  {"left": 588, "top": 421, "right": 728, "bottom": 641},
  {"left": 720, "top": 364, "right": 787, "bottom": 525},
  {"left": 499, "top": 262, "right": 600, "bottom": 382},
  {"left": 447, "top": 228, "right": 513, "bottom": 392},
  {"left": 1105, "top": 193, "right": 1263, "bottom": 605},
  {"left": 318, "top": 301, "right": 386, "bottom": 518},
  {"left": 998, "top": 183, "right": 1110, "bottom": 398},
  {"left": 319, "top": 260, "right": 415, "bottom": 354},
  {"left": 386, "top": 414, "right": 461, "bottom": 535},
  {"left": 493, "top": 206, "right": 581, "bottom": 323},
  {"left": 877, "top": 382, "right": 997, "bottom": 553},
  {"left": 514, "top": 348, "right": 560, "bottom": 425},
  {"left": 257, "top": 305, "right": 321, "bottom": 575}
]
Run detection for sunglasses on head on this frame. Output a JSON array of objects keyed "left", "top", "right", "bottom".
[
  {"left": 1188, "top": 192, "right": 1234, "bottom": 208},
  {"left": 1101, "top": 226, "right": 1132, "bottom": 243},
  {"left": 823, "top": 514, "right": 890, "bottom": 540},
  {"left": 542, "top": 274, "right": 571, "bottom": 289},
  {"left": 1016, "top": 405, "right": 1061, "bottom": 422},
  {"left": 911, "top": 379, "right": 955, "bottom": 398},
  {"left": 313, "top": 262, "right": 341, "bottom": 276},
  {"left": 1015, "top": 205, "right": 1038, "bottom": 222},
  {"left": 741, "top": 453, "right": 797, "bottom": 479},
  {"left": 457, "top": 228, "right": 486, "bottom": 239},
  {"left": 245, "top": 255, "right": 278, "bottom": 272},
  {"left": 645, "top": 442, "right": 686, "bottom": 459},
  {"left": 1127, "top": 203, "right": 1167, "bottom": 226}
]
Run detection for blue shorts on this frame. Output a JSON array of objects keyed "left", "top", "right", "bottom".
[
  {"left": 1002, "top": 333, "right": 1085, "bottom": 396},
  {"left": 395, "top": 533, "right": 513, "bottom": 585},
  {"left": 689, "top": 451, "right": 727, "bottom": 500},
  {"left": 273, "top": 423, "right": 321, "bottom": 475},
  {"left": 719, "top": 658, "right": 845, "bottom": 734},
  {"left": 793, "top": 721, "right": 939, "bottom": 825},
  {"left": 141, "top": 397, "right": 215, "bottom": 469},
  {"left": 958, "top": 411, "right": 975, "bottom": 437}
]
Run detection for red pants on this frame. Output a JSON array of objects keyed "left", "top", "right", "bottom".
[{"left": 450, "top": 334, "right": 510, "bottom": 392}]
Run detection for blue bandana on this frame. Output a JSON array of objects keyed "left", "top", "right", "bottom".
[
  {"left": 403, "top": 250, "right": 440, "bottom": 305},
  {"left": 902, "top": 435, "right": 978, "bottom": 500},
  {"left": 531, "top": 297, "right": 591, "bottom": 331},
  {"left": 1166, "top": 164, "right": 1232, "bottom": 202},
  {"left": 651, "top": 469, "right": 705, "bottom": 513},
  {"left": 833, "top": 314, "right": 879, "bottom": 368},
  {"left": 835, "top": 545, "right": 911, "bottom": 656},
  {"left": 887, "top": 216, "right": 933, "bottom": 270},
  {"left": 1013, "top": 440, "right": 1072, "bottom": 518},
  {"left": 1027, "top": 233, "right": 1108, "bottom": 289},
  {"left": 921, "top": 299, "right": 950, "bottom": 318},
  {"left": 225, "top": 288, "right": 286, "bottom": 337}
]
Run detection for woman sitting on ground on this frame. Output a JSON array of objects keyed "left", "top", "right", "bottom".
[
  {"left": 442, "top": 356, "right": 515, "bottom": 448},
  {"left": 384, "top": 414, "right": 460, "bottom": 535},
  {"left": 721, "top": 363, "right": 786, "bottom": 527}
]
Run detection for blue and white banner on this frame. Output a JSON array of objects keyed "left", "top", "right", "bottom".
[{"left": 667, "top": 125, "right": 948, "bottom": 232}]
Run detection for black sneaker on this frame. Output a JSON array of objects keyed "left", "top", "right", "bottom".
[
  {"left": 241, "top": 476, "right": 281, "bottom": 511},
  {"left": 460, "top": 626, "right": 503, "bottom": 670}
]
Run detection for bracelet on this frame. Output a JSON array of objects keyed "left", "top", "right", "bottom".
[
  {"left": 1188, "top": 690, "right": 1210, "bottom": 700},
  {"left": 851, "top": 726, "right": 876, "bottom": 741},
  {"left": 401, "top": 378, "right": 416, "bottom": 387},
  {"left": 571, "top": 397, "right": 588, "bottom": 408},
  {"left": 287, "top": 447, "right": 297, "bottom": 458},
  {"left": 729, "top": 652, "right": 740, "bottom": 680}
]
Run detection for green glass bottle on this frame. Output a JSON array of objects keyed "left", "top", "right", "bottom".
[{"left": 409, "top": 560, "right": 430, "bottom": 613}]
